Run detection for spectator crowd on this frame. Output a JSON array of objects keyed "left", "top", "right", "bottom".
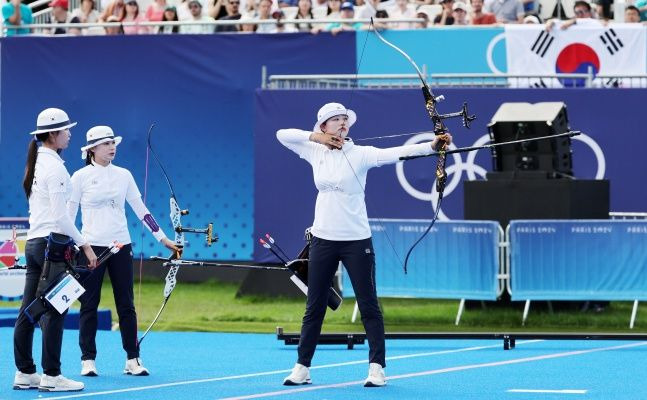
[{"left": 2, "top": 0, "right": 646, "bottom": 36}]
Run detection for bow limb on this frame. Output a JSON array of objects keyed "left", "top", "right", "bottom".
[{"left": 369, "top": 21, "right": 448, "bottom": 273}]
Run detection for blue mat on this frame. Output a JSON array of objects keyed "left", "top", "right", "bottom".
[
  {"left": 0, "top": 327, "right": 645, "bottom": 399},
  {"left": 0, "top": 308, "right": 112, "bottom": 330}
]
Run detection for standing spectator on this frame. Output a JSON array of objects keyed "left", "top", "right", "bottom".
[
  {"left": 254, "top": 0, "right": 276, "bottom": 32},
  {"left": 433, "top": 0, "right": 455, "bottom": 25},
  {"left": 292, "top": 0, "right": 314, "bottom": 31},
  {"left": 545, "top": 0, "right": 600, "bottom": 30},
  {"left": 452, "top": 0, "right": 468, "bottom": 24},
  {"left": 215, "top": 0, "right": 241, "bottom": 32},
  {"left": 145, "top": 0, "right": 167, "bottom": 21},
  {"left": 100, "top": 0, "right": 125, "bottom": 21},
  {"left": 483, "top": 0, "right": 523, "bottom": 23},
  {"left": 122, "top": 0, "right": 148, "bottom": 33},
  {"left": 625, "top": 5, "right": 640, "bottom": 23},
  {"left": 594, "top": 0, "right": 612, "bottom": 20},
  {"left": 180, "top": 0, "right": 214, "bottom": 33},
  {"left": 388, "top": 0, "right": 416, "bottom": 29},
  {"left": 46, "top": 0, "right": 82, "bottom": 35},
  {"left": 157, "top": 4, "right": 179, "bottom": 32},
  {"left": 2, "top": 0, "right": 33, "bottom": 36},
  {"left": 71, "top": 0, "right": 99, "bottom": 24},
  {"left": 470, "top": 0, "right": 496, "bottom": 24}
]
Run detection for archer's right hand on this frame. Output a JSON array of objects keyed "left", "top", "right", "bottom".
[{"left": 310, "top": 132, "right": 343, "bottom": 150}]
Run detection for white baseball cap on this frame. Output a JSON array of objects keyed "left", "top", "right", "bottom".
[
  {"left": 313, "top": 102, "right": 357, "bottom": 133},
  {"left": 80, "top": 126, "right": 122, "bottom": 160},
  {"left": 30, "top": 108, "right": 77, "bottom": 135}
]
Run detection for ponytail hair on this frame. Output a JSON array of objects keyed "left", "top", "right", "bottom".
[{"left": 23, "top": 132, "right": 54, "bottom": 199}]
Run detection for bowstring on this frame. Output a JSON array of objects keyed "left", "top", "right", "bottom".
[
  {"left": 342, "top": 21, "right": 404, "bottom": 268},
  {"left": 137, "top": 138, "right": 151, "bottom": 328}
]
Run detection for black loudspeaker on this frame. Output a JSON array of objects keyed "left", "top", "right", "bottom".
[{"left": 488, "top": 102, "right": 573, "bottom": 178}]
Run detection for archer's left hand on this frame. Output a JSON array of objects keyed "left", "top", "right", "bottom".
[
  {"left": 431, "top": 133, "right": 452, "bottom": 151},
  {"left": 161, "top": 238, "right": 181, "bottom": 254}
]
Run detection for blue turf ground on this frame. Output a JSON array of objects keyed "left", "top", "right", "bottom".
[{"left": 1, "top": 327, "right": 646, "bottom": 400}]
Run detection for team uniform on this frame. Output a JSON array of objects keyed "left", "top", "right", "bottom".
[
  {"left": 277, "top": 123, "right": 434, "bottom": 386},
  {"left": 14, "top": 144, "right": 87, "bottom": 391},
  {"left": 69, "top": 160, "right": 168, "bottom": 375}
]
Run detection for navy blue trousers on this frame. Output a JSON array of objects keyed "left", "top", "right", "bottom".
[{"left": 297, "top": 237, "right": 386, "bottom": 368}]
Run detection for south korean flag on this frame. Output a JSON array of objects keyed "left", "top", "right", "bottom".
[{"left": 504, "top": 23, "right": 646, "bottom": 88}]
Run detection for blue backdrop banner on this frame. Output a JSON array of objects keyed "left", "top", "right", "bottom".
[
  {"left": 509, "top": 220, "right": 647, "bottom": 301},
  {"left": 340, "top": 219, "right": 501, "bottom": 300},
  {"left": 0, "top": 34, "right": 355, "bottom": 260}
]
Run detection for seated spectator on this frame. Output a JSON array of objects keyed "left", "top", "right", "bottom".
[
  {"left": 71, "top": 0, "right": 99, "bottom": 24},
  {"left": 46, "top": 0, "right": 82, "bottom": 35},
  {"left": 470, "top": 0, "right": 495, "bottom": 24},
  {"left": 625, "top": 5, "right": 641, "bottom": 23},
  {"left": 483, "top": 0, "right": 523, "bottom": 23},
  {"left": 215, "top": 0, "right": 241, "bottom": 32},
  {"left": 145, "top": 0, "right": 167, "bottom": 22},
  {"left": 414, "top": 9, "right": 430, "bottom": 28},
  {"left": 522, "top": 14, "right": 539, "bottom": 23},
  {"left": 292, "top": 0, "right": 314, "bottom": 32},
  {"left": 100, "top": 0, "right": 126, "bottom": 21},
  {"left": 105, "top": 14, "right": 124, "bottom": 33},
  {"left": 594, "top": 0, "right": 611, "bottom": 20},
  {"left": 452, "top": 1, "right": 468, "bottom": 24},
  {"left": 373, "top": 9, "right": 390, "bottom": 29},
  {"left": 271, "top": 8, "right": 297, "bottom": 31},
  {"left": 546, "top": 0, "right": 601, "bottom": 30},
  {"left": 157, "top": 5, "right": 179, "bottom": 33},
  {"left": 254, "top": 0, "right": 276, "bottom": 32},
  {"left": 323, "top": 1, "right": 362, "bottom": 34},
  {"left": 209, "top": 0, "right": 228, "bottom": 20},
  {"left": 180, "top": 0, "right": 215, "bottom": 33},
  {"left": 388, "top": 0, "right": 416, "bottom": 29},
  {"left": 356, "top": 0, "right": 381, "bottom": 19},
  {"left": 434, "top": 0, "right": 455, "bottom": 25},
  {"left": 636, "top": 0, "right": 647, "bottom": 21},
  {"left": 123, "top": 0, "right": 148, "bottom": 33},
  {"left": 2, "top": 0, "right": 33, "bottom": 36},
  {"left": 326, "top": 0, "right": 341, "bottom": 19}
]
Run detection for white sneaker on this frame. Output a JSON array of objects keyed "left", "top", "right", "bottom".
[
  {"left": 283, "top": 363, "right": 311, "bottom": 386},
  {"left": 81, "top": 360, "right": 98, "bottom": 377},
  {"left": 364, "top": 363, "right": 386, "bottom": 387},
  {"left": 13, "top": 371, "right": 41, "bottom": 390},
  {"left": 124, "top": 358, "right": 149, "bottom": 376},
  {"left": 38, "top": 374, "right": 84, "bottom": 392}
]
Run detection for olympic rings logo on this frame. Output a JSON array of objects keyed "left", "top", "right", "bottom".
[{"left": 395, "top": 132, "right": 606, "bottom": 220}]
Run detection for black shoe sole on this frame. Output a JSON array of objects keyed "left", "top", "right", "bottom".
[{"left": 283, "top": 380, "right": 312, "bottom": 386}]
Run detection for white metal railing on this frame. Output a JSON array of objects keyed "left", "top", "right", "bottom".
[
  {"left": 265, "top": 72, "right": 647, "bottom": 89},
  {"left": 610, "top": 212, "right": 647, "bottom": 219},
  {"left": 1, "top": 16, "right": 425, "bottom": 36}
]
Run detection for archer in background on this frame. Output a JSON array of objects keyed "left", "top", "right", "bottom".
[
  {"left": 14, "top": 108, "right": 97, "bottom": 392},
  {"left": 277, "top": 102, "right": 451, "bottom": 387},
  {"left": 68, "top": 126, "right": 178, "bottom": 377}
]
